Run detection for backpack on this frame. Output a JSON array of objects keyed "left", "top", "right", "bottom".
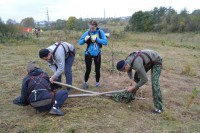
[
  {"left": 53, "top": 42, "right": 75, "bottom": 58},
  {"left": 27, "top": 73, "right": 54, "bottom": 108},
  {"left": 129, "top": 51, "right": 162, "bottom": 69}
]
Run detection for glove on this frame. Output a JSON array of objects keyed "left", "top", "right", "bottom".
[
  {"left": 91, "top": 35, "right": 97, "bottom": 42},
  {"left": 84, "top": 35, "right": 90, "bottom": 42}
]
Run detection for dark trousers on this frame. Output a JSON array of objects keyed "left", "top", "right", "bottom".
[
  {"left": 57, "top": 49, "right": 75, "bottom": 86},
  {"left": 53, "top": 90, "right": 68, "bottom": 108},
  {"left": 36, "top": 90, "right": 68, "bottom": 111},
  {"left": 84, "top": 54, "right": 101, "bottom": 82}
]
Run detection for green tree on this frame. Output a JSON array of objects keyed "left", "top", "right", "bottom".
[
  {"left": 185, "top": 15, "right": 200, "bottom": 31},
  {"left": 20, "top": 17, "right": 35, "bottom": 28},
  {"left": 6, "top": 19, "right": 18, "bottom": 37},
  {"left": 151, "top": 7, "right": 167, "bottom": 32},
  {"left": 0, "top": 18, "right": 24, "bottom": 41},
  {"left": 191, "top": 9, "right": 200, "bottom": 15},
  {"left": 160, "top": 7, "right": 178, "bottom": 32},
  {"left": 50, "top": 19, "right": 66, "bottom": 30},
  {"left": 129, "top": 11, "right": 153, "bottom": 32},
  {"left": 66, "top": 16, "right": 77, "bottom": 30},
  {"left": 74, "top": 18, "right": 88, "bottom": 31},
  {"left": 0, "top": 18, "right": 8, "bottom": 37},
  {"left": 178, "top": 8, "right": 189, "bottom": 32}
]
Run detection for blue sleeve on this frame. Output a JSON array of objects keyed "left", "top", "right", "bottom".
[
  {"left": 78, "top": 31, "right": 89, "bottom": 45},
  {"left": 20, "top": 77, "right": 29, "bottom": 105},
  {"left": 96, "top": 30, "right": 108, "bottom": 46}
]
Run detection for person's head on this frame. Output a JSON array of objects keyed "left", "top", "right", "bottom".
[
  {"left": 39, "top": 49, "right": 52, "bottom": 61},
  {"left": 26, "top": 60, "right": 36, "bottom": 73},
  {"left": 88, "top": 20, "right": 98, "bottom": 31},
  {"left": 116, "top": 60, "right": 131, "bottom": 72}
]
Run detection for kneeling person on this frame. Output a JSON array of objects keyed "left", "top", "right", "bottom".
[{"left": 13, "top": 61, "right": 68, "bottom": 116}]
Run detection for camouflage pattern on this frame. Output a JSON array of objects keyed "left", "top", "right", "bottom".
[
  {"left": 112, "top": 64, "right": 162, "bottom": 109},
  {"left": 112, "top": 90, "right": 136, "bottom": 103},
  {"left": 151, "top": 64, "right": 162, "bottom": 109}
]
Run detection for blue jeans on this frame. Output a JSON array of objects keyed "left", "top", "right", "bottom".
[
  {"left": 58, "top": 49, "right": 75, "bottom": 85},
  {"left": 54, "top": 90, "right": 68, "bottom": 108},
  {"left": 35, "top": 90, "right": 68, "bottom": 111}
]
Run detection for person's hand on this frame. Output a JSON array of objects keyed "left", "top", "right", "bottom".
[
  {"left": 91, "top": 36, "right": 97, "bottom": 42},
  {"left": 127, "top": 86, "right": 135, "bottom": 93},
  {"left": 131, "top": 80, "right": 136, "bottom": 86},
  {"left": 84, "top": 35, "right": 90, "bottom": 42},
  {"left": 49, "top": 77, "right": 55, "bottom": 83}
]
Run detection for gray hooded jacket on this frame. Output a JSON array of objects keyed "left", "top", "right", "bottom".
[{"left": 47, "top": 42, "right": 74, "bottom": 79}]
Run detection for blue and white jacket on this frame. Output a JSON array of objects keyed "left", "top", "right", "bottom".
[{"left": 78, "top": 28, "right": 108, "bottom": 56}]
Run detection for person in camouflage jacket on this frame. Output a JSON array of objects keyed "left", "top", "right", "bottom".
[{"left": 114, "top": 49, "right": 163, "bottom": 114}]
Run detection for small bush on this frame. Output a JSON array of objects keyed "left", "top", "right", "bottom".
[
  {"left": 181, "top": 64, "right": 196, "bottom": 76},
  {"left": 186, "top": 87, "right": 199, "bottom": 109}
]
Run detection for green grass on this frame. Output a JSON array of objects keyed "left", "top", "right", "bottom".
[{"left": 0, "top": 31, "right": 200, "bottom": 133}]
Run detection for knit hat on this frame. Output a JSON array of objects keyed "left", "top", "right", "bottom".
[
  {"left": 39, "top": 49, "right": 50, "bottom": 58},
  {"left": 116, "top": 60, "right": 126, "bottom": 71},
  {"left": 26, "top": 60, "right": 36, "bottom": 72}
]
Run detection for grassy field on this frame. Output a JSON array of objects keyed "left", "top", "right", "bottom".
[{"left": 0, "top": 31, "right": 199, "bottom": 133}]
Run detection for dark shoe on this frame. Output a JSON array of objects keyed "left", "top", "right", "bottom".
[
  {"left": 82, "top": 83, "right": 88, "bottom": 89},
  {"left": 151, "top": 108, "right": 163, "bottom": 114},
  {"left": 49, "top": 107, "right": 64, "bottom": 116}
]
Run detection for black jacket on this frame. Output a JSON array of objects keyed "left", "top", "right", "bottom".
[{"left": 14, "top": 68, "right": 53, "bottom": 111}]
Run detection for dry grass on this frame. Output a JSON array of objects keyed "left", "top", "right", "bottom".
[{"left": 0, "top": 31, "right": 200, "bottom": 133}]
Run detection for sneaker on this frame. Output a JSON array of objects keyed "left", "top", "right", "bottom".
[
  {"left": 49, "top": 107, "right": 64, "bottom": 116},
  {"left": 96, "top": 82, "right": 100, "bottom": 87},
  {"left": 82, "top": 82, "right": 88, "bottom": 89},
  {"left": 151, "top": 108, "right": 163, "bottom": 114}
]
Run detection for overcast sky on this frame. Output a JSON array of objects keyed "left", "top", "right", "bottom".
[{"left": 0, "top": 0, "right": 199, "bottom": 23}]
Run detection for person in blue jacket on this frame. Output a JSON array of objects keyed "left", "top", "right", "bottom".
[
  {"left": 13, "top": 61, "right": 68, "bottom": 116},
  {"left": 78, "top": 20, "right": 108, "bottom": 89}
]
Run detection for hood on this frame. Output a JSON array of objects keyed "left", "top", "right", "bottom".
[{"left": 28, "top": 67, "right": 44, "bottom": 76}]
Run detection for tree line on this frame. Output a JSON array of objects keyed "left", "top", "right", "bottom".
[
  {"left": 1, "top": 6, "right": 200, "bottom": 42},
  {"left": 127, "top": 7, "right": 200, "bottom": 33}
]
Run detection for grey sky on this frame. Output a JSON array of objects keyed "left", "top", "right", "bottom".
[{"left": 0, "top": 0, "right": 199, "bottom": 23}]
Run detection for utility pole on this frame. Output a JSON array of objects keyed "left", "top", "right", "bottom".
[
  {"left": 104, "top": 8, "right": 106, "bottom": 20},
  {"left": 46, "top": 8, "right": 50, "bottom": 29}
]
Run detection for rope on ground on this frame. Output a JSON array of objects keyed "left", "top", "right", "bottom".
[
  {"left": 68, "top": 93, "right": 148, "bottom": 100},
  {"left": 53, "top": 81, "right": 148, "bottom": 100}
]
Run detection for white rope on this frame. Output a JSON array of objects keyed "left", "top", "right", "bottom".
[
  {"left": 53, "top": 81, "right": 100, "bottom": 94},
  {"left": 68, "top": 93, "right": 148, "bottom": 100},
  {"left": 53, "top": 81, "right": 148, "bottom": 100},
  {"left": 53, "top": 81, "right": 127, "bottom": 94}
]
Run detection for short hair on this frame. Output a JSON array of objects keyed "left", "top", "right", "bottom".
[
  {"left": 39, "top": 49, "right": 50, "bottom": 58},
  {"left": 89, "top": 20, "right": 98, "bottom": 27},
  {"left": 26, "top": 60, "right": 36, "bottom": 72}
]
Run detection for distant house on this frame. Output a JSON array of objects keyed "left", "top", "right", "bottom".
[
  {"left": 22, "top": 27, "right": 32, "bottom": 33},
  {"left": 100, "top": 27, "right": 110, "bottom": 38}
]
